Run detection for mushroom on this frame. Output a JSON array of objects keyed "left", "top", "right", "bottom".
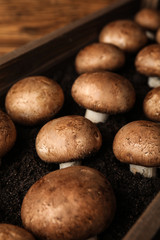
[
  {"left": 35, "top": 115, "right": 102, "bottom": 169},
  {"left": 134, "top": 8, "right": 160, "bottom": 40},
  {"left": 21, "top": 165, "right": 116, "bottom": 240},
  {"left": 99, "top": 19, "right": 148, "bottom": 53},
  {"left": 0, "top": 109, "right": 16, "bottom": 165},
  {"left": 135, "top": 44, "right": 160, "bottom": 88},
  {"left": 143, "top": 86, "right": 160, "bottom": 121},
  {"left": 71, "top": 71, "right": 136, "bottom": 123},
  {"left": 0, "top": 223, "right": 35, "bottom": 240},
  {"left": 5, "top": 76, "right": 64, "bottom": 126},
  {"left": 75, "top": 42, "right": 125, "bottom": 74},
  {"left": 113, "top": 120, "right": 160, "bottom": 178}
]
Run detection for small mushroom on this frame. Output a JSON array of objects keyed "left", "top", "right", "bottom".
[
  {"left": 0, "top": 110, "right": 16, "bottom": 165},
  {"left": 143, "top": 86, "right": 160, "bottom": 121},
  {"left": 99, "top": 19, "right": 148, "bottom": 52},
  {"left": 71, "top": 71, "right": 136, "bottom": 123},
  {"left": 134, "top": 8, "right": 160, "bottom": 40},
  {"left": 135, "top": 44, "right": 160, "bottom": 88},
  {"left": 75, "top": 42, "right": 125, "bottom": 74},
  {"left": 113, "top": 120, "right": 160, "bottom": 177},
  {"left": 0, "top": 223, "right": 35, "bottom": 240},
  {"left": 21, "top": 166, "right": 116, "bottom": 240},
  {"left": 35, "top": 115, "right": 102, "bottom": 169},
  {"left": 5, "top": 76, "right": 64, "bottom": 126}
]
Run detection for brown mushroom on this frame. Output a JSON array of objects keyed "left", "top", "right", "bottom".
[
  {"left": 0, "top": 110, "right": 16, "bottom": 164},
  {"left": 71, "top": 71, "right": 136, "bottom": 123},
  {"left": 113, "top": 120, "right": 160, "bottom": 177},
  {"left": 35, "top": 115, "right": 102, "bottom": 169},
  {"left": 21, "top": 166, "right": 116, "bottom": 240},
  {"left": 75, "top": 42, "right": 125, "bottom": 74},
  {"left": 0, "top": 223, "right": 35, "bottom": 240},
  {"left": 135, "top": 44, "right": 160, "bottom": 88},
  {"left": 99, "top": 19, "right": 147, "bottom": 52},
  {"left": 5, "top": 76, "right": 64, "bottom": 126},
  {"left": 143, "top": 86, "right": 160, "bottom": 121},
  {"left": 134, "top": 8, "right": 160, "bottom": 40}
]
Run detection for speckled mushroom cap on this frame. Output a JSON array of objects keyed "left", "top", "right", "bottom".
[
  {"left": 134, "top": 8, "right": 160, "bottom": 31},
  {"left": 143, "top": 87, "right": 160, "bottom": 121},
  {"left": 99, "top": 19, "right": 147, "bottom": 52},
  {"left": 113, "top": 120, "right": 160, "bottom": 167},
  {"left": 0, "top": 110, "right": 16, "bottom": 158},
  {"left": 0, "top": 223, "right": 35, "bottom": 240},
  {"left": 5, "top": 76, "right": 64, "bottom": 126},
  {"left": 156, "top": 28, "right": 160, "bottom": 43},
  {"left": 71, "top": 71, "right": 136, "bottom": 114},
  {"left": 75, "top": 42, "right": 125, "bottom": 74},
  {"left": 36, "top": 115, "right": 102, "bottom": 163},
  {"left": 21, "top": 166, "right": 116, "bottom": 240},
  {"left": 135, "top": 44, "right": 160, "bottom": 77}
]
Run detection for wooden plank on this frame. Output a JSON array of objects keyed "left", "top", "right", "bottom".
[
  {"left": 123, "top": 191, "right": 160, "bottom": 240},
  {"left": 0, "top": 0, "right": 140, "bottom": 95}
]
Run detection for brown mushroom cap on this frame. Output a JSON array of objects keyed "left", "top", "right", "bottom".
[
  {"left": 71, "top": 71, "right": 135, "bottom": 114},
  {"left": 5, "top": 76, "right": 64, "bottom": 126},
  {"left": 113, "top": 120, "right": 160, "bottom": 167},
  {"left": 156, "top": 28, "right": 160, "bottom": 43},
  {"left": 135, "top": 44, "right": 160, "bottom": 77},
  {"left": 99, "top": 19, "right": 147, "bottom": 52},
  {"left": 36, "top": 115, "right": 102, "bottom": 163},
  {"left": 143, "top": 87, "right": 160, "bottom": 121},
  {"left": 75, "top": 42, "right": 125, "bottom": 74},
  {"left": 21, "top": 166, "right": 116, "bottom": 240},
  {"left": 0, "top": 223, "right": 35, "bottom": 240},
  {"left": 0, "top": 110, "right": 16, "bottom": 158},
  {"left": 134, "top": 8, "right": 160, "bottom": 31}
]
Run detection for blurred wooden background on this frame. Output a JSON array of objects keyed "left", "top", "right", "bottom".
[{"left": 0, "top": 0, "right": 118, "bottom": 56}]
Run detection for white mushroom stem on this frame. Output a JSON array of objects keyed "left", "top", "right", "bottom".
[
  {"left": 145, "top": 30, "right": 155, "bottom": 40},
  {"left": 59, "top": 160, "right": 81, "bottom": 169},
  {"left": 148, "top": 76, "right": 160, "bottom": 88},
  {"left": 130, "top": 164, "right": 157, "bottom": 178},
  {"left": 87, "top": 236, "right": 98, "bottom": 240},
  {"left": 85, "top": 109, "right": 108, "bottom": 123}
]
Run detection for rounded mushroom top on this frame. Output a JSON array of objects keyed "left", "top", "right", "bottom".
[
  {"left": 135, "top": 44, "right": 160, "bottom": 77},
  {"left": 36, "top": 115, "right": 102, "bottom": 163},
  {"left": 156, "top": 28, "right": 160, "bottom": 43},
  {"left": 143, "top": 86, "right": 160, "bottom": 121},
  {"left": 71, "top": 71, "right": 135, "bottom": 114},
  {"left": 5, "top": 76, "right": 64, "bottom": 126},
  {"left": 0, "top": 110, "right": 16, "bottom": 158},
  {"left": 99, "top": 19, "right": 147, "bottom": 52},
  {"left": 21, "top": 166, "right": 116, "bottom": 240},
  {"left": 0, "top": 223, "right": 35, "bottom": 240},
  {"left": 134, "top": 8, "right": 160, "bottom": 31},
  {"left": 113, "top": 120, "right": 160, "bottom": 167},
  {"left": 75, "top": 42, "right": 125, "bottom": 74}
]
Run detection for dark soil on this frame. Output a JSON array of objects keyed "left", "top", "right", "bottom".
[{"left": 0, "top": 50, "right": 160, "bottom": 240}]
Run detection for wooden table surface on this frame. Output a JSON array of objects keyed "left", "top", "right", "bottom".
[{"left": 0, "top": 0, "right": 119, "bottom": 56}]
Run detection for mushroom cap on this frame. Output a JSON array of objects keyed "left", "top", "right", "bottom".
[
  {"left": 36, "top": 115, "right": 102, "bottom": 163},
  {"left": 134, "top": 8, "right": 160, "bottom": 31},
  {"left": 0, "top": 223, "right": 35, "bottom": 240},
  {"left": 143, "top": 86, "right": 160, "bottom": 121},
  {"left": 5, "top": 76, "right": 64, "bottom": 126},
  {"left": 99, "top": 19, "right": 147, "bottom": 52},
  {"left": 113, "top": 120, "right": 160, "bottom": 167},
  {"left": 135, "top": 44, "right": 160, "bottom": 77},
  {"left": 71, "top": 71, "right": 135, "bottom": 114},
  {"left": 75, "top": 42, "right": 125, "bottom": 74},
  {"left": 21, "top": 166, "right": 116, "bottom": 240},
  {"left": 0, "top": 110, "right": 16, "bottom": 158},
  {"left": 156, "top": 27, "right": 160, "bottom": 43}
]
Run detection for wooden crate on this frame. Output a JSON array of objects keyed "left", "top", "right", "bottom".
[{"left": 0, "top": 0, "right": 160, "bottom": 239}]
